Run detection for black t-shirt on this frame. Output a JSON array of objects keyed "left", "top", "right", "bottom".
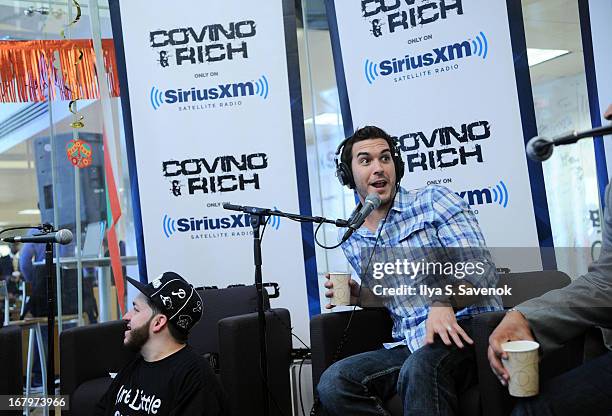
[{"left": 96, "top": 346, "right": 226, "bottom": 416}]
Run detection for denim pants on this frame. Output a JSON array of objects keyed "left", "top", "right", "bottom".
[
  {"left": 512, "top": 351, "right": 612, "bottom": 416},
  {"left": 317, "top": 321, "right": 477, "bottom": 416}
]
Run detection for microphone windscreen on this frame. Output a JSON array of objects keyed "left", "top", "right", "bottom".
[
  {"left": 365, "top": 193, "right": 382, "bottom": 209},
  {"left": 526, "top": 136, "right": 553, "bottom": 162},
  {"left": 56, "top": 229, "right": 74, "bottom": 245}
]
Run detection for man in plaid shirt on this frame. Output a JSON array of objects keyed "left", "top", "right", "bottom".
[{"left": 317, "top": 126, "right": 502, "bottom": 416}]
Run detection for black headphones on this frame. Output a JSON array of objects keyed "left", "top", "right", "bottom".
[{"left": 334, "top": 134, "right": 405, "bottom": 189}]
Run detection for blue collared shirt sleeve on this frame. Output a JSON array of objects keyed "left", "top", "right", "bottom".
[
  {"left": 336, "top": 186, "right": 502, "bottom": 352},
  {"left": 429, "top": 186, "right": 499, "bottom": 290}
]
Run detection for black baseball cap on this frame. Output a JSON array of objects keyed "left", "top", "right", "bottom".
[{"left": 127, "top": 271, "right": 203, "bottom": 333}]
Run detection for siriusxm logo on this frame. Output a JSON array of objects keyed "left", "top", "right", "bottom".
[
  {"left": 162, "top": 213, "right": 250, "bottom": 238},
  {"left": 268, "top": 207, "right": 281, "bottom": 230},
  {"left": 150, "top": 75, "right": 269, "bottom": 110},
  {"left": 457, "top": 180, "right": 509, "bottom": 208},
  {"left": 162, "top": 211, "right": 280, "bottom": 238},
  {"left": 364, "top": 32, "right": 489, "bottom": 84}
]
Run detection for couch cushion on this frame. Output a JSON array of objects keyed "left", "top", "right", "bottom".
[
  {"left": 71, "top": 376, "right": 113, "bottom": 416},
  {"left": 189, "top": 286, "right": 268, "bottom": 356}
]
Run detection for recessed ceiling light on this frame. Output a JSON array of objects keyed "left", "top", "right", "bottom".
[
  {"left": 18, "top": 209, "right": 40, "bottom": 215},
  {"left": 0, "top": 161, "right": 30, "bottom": 169},
  {"left": 527, "top": 48, "right": 570, "bottom": 67}
]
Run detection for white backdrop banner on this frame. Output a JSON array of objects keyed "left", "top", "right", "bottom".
[
  {"left": 110, "top": 0, "right": 318, "bottom": 341},
  {"left": 580, "top": 0, "right": 612, "bottom": 204},
  {"left": 326, "top": 0, "right": 554, "bottom": 271}
]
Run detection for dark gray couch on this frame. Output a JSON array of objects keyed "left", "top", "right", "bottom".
[
  {"left": 60, "top": 285, "right": 292, "bottom": 416},
  {"left": 311, "top": 271, "right": 586, "bottom": 416}
]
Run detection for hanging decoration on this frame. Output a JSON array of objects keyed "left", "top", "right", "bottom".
[
  {"left": 0, "top": 39, "right": 120, "bottom": 103},
  {"left": 62, "top": 0, "right": 86, "bottom": 129},
  {"left": 60, "top": 0, "right": 82, "bottom": 39},
  {"left": 68, "top": 94, "right": 85, "bottom": 128},
  {"left": 66, "top": 138, "right": 92, "bottom": 168}
]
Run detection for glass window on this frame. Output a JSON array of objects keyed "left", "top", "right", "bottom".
[
  {"left": 0, "top": 0, "right": 603, "bottom": 325},
  {"left": 0, "top": 0, "right": 135, "bottom": 330}
]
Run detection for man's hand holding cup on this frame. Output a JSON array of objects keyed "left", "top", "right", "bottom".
[{"left": 324, "top": 272, "right": 360, "bottom": 308}]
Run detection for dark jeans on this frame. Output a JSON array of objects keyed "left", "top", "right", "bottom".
[
  {"left": 317, "top": 322, "right": 477, "bottom": 416},
  {"left": 512, "top": 351, "right": 612, "bottom": 416}
]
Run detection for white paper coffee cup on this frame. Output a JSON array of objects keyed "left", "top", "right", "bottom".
[
  {"left": 329, "top": 272, "right": 351, "bottom": 306},
  {"left": 502, "top": 340, "right": 540, "bottom": 397}
]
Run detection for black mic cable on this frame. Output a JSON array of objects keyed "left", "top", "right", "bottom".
[
  {"left": 311, "top": 183, "right": 400, "bottom": 415},
  {"left": 315, "top": 193, "right": 382, "bottom": 250},
  {"left": 0, "top": 224, "right": 47, "bottom": 237}
]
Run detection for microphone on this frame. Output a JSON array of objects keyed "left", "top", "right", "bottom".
[
  {"left": 526, "top": 123, "right": 612, "bottom": 162},
  {"left": 222, "top": 203, "right": 244, "bottom": 212},
  {"left": 3, "top": 229, "right": 73, "bottom": 245},
  {"left": 341, "top": 194, "right": 382, "bottom": 241},
  {"left": 345, "top": 202, "right": 363, "bottom": 225},
  {"left": 525, "top": 136, "right": 554, "bottom": 162}
]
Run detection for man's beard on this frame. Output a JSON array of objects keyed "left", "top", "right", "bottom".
[{"left": 125, "top": 319, "right": 152, "bottom": 351}]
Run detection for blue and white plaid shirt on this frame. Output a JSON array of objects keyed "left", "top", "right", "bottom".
[{"left": 340, "top": 185, "right": 502, "bottom": 352}]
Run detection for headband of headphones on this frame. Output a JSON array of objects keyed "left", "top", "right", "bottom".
[{"left": 334, "top": 132, "right": 405, "bottom": 189}]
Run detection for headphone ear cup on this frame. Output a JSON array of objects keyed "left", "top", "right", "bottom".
[
  {"left": 345, "top": 165, "right": 355, "bottom": 189},
  {"left": 336, "top": 162, "right": 355, "bottom": 189},
  {"left": 395, "top": 153, "right": 405, "bottom": 183},
  {"left": 388, "top": 138, "right": 404, "bottom": 184},
  {"left": 335, "top": 165, "right": 347, "bottom": 186}
]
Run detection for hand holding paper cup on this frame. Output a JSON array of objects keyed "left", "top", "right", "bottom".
[
  {"left": 327, "top": 272, "right": 351, "bottom": 306},
  {"left": 501, "top": 340, "right": 540, "bottom": 397}
]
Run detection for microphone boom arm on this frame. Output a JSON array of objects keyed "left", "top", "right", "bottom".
[
  {"left": 222, "top": 203, "right": 349, "bottom": 228},
  {"left": 527, "top": 123, "right": 612, "bottom": 162},
  {"left": 554, "top": 124, "right": 612, "bottom": 146}
]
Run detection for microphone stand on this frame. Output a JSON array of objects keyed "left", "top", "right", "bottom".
[
  {"left": 0, "top": 223, "right": 58, "bottom": 396},
  {"left": 45, "top": 241, "right": 55, "bottom": 395},
  {"left": 42, "top": 223, "right": 56, "bottom": 396},
  {"left": 223, "top": 203, "right": 348, "bottom": 416}
]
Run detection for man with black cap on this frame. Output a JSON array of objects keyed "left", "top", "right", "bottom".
[{"left": 95, "top": 271, "right": 226, "bottom": 416}]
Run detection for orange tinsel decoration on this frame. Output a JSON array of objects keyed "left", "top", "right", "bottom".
[{"left": 0, "top": 39, "right": 120, "bottom": 103}]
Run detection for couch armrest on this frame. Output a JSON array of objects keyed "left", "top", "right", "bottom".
[
  {"left": 60, "top": 320, "right": 136, "bottom": 397},
  {"left": 310, "top": 308, "right": 393, "bottom": 389},
  {"left": 470, "top": 311, "right": 514, "bottom": 416},
  {"left": 470, "top": 310, "right": 586, "bottom": 416},
  {"left": 218, "top": 308, "right": 292, "bottom": 416},
  {"left": 0, "top": 326, "right": 23, "bottom": 395}
]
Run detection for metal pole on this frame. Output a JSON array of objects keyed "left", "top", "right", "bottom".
[
  {"left": 252, "top": 214, "right": 270, "bottom": 416},
  {"left": 45, "top": 242, "right": 55, "bottom": 396}
]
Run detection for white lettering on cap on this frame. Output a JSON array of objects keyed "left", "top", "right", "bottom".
[{"left": 151, "top": 275, "right": 163, "bottom": 289}]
